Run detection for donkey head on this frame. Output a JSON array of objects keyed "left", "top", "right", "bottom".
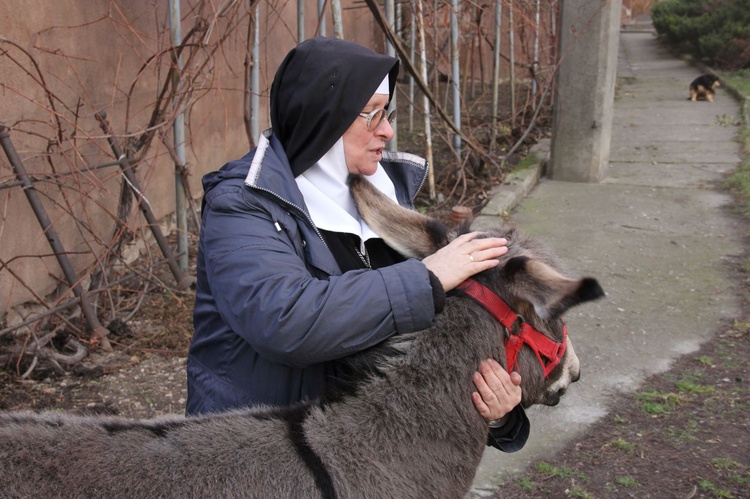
[{"left": 348, "top": 174, "right": 605, "bottom": 408}]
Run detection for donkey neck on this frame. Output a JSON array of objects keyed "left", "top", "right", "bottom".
[{"left": 306, "top": 298, "right": 506, "bottom": 497}]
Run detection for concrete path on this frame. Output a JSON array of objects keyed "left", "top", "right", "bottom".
[{"left": 469, "top": 29, "right": 745, "bottom": 496}]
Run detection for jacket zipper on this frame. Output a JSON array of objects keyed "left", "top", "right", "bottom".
[
  {"left": 249, "top": 185, "right": 331, "bottom": 251},
  {"left": 355, "top": 247, "right": 371, "bottom": 269},
  {"left": 413, "top": 160, "right": 429, "bottom": 205}
]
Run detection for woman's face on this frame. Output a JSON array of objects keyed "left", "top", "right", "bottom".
[{"left": 342, "top": 93, "right": 394, "bottom": 176}]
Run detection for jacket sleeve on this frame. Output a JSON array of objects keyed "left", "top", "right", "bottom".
[
  {"left": 198, "top": 185, "right": 437, "bottom": 368},
  {"left": 486, "top": 406, "right": 530, "bottom": 453}
]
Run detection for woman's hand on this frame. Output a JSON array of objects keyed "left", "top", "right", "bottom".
[
  {"left": 421, "top": 232, "right": 508, "bottom": 291},
  {"left": 471, "top": 359, "right": 522, "bottom": 424}
]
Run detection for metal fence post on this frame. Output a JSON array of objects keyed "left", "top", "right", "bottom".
[{"left": 95, "top": 112, "right": 192, "bottom": 290}]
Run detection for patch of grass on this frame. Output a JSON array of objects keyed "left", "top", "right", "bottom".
[
  {"left": 608, "top": 437, "right": 636, "bottom": 452},
  {"left": 679, "top": 370, "right": 706, "bottom": 384},
  {"left": 726, "top": 174, "right": 750, "bottom": 217},
  {"left": 722, "top": 357, "right": 743, "bottom": 370},
  {"left": 699, "top": 479, "right": 734, "bottom": 498},
  {"left": 533, "top": 461, "right": 571, "bottom": 478},
  {"left": 697, "top": 355, "right": 715, "bottom": 366},
  {"left": 666, "top": 419, "right": 701, "bottom": 443},
  {"left": 716, "top": 114, "right": 742, "bottom": 127},
  {"left": 713, "top": 458, "right": 742, "bottom": 471},
  {"left": 675, "top": 380, "right": 715, "bottom": 394},
  {"left": 636, "top": 389, "right": 686, "bottom": 415},
  {"left": 729, "top": 471, "right": 750, "bottom": 486},
  {"left": 614, "top": 475, "right": 639, "bottom": 488},
  {"left": 725, "top": 70, "right": 750, "bottom": 217},
  {"left": 515, "top": 476, "right": 535, "bottom": 490},
  {"left": 713, "top": 458, "right": 750, "bottom": 486},
  {"left": 641, "top": 401, "right": 672, "bottom": 415},
  {"left": 635, "top": 390, "right": 685, "bottom": 416},
  {"left": 721, "top": 69, "right": 750, "bottom": 99},
  {"left": 612, "top": 413, "right": 629, "bottom": 424},
  {"left": 534, "top": 461, "right": 585, "bottom": 480},
  {"left": 637, "top": 390, "right": 686, "bottom": 404},
  {"left": 567, "top": 485, "right": 594, "bottom": 499}
]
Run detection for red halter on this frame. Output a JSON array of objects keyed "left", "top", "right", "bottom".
[{"left": 457, "top": 279, "right": 567, "bottom": 378}]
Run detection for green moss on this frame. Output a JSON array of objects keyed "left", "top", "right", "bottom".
[{"left": 515, "top": 153, "right": 541, "bottom": 170}]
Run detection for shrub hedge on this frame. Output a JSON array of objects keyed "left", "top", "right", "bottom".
[{"left": 651, "top": 0, "right": 750, "bottom": 70}]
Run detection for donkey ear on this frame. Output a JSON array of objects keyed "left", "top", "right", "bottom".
[
  {"left": 348, "top": 174, "right": 452, "bottom": 259},
  {"left": 507, "top": 257, "right": 605, "bottom": 319}
]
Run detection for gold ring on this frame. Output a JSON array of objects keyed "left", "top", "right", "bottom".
[{"left": 469, "top": 254, "right": 475, "bottom": 263}]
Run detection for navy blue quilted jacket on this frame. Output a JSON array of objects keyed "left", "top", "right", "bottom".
[{"left": 186, "top": 130, "right": 435, "bottom": 415}]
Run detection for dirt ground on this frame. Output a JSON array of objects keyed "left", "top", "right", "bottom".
[
  {"left": 1, "top": 102, "right": 748, "bottom": 497},
  {"left": 0, "top": 292, "right": 194, "bottom": 419},
  {"left": 496, "top": 318, "right": 750, "bottom": 498}
]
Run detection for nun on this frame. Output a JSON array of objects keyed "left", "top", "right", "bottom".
[{"left": 187, "top": 36, "right": 529, "bottom": 451}]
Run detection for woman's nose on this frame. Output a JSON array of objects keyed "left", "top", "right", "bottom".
[{"left": 375, "top": 118, "right": 395, "bottom": 140}]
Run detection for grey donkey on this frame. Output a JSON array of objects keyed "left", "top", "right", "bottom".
[{"left": 0, "top": 175, "right": 604, "bottom": 499}]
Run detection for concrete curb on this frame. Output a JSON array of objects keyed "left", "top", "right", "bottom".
[{"left": 472, "top": 139, "right": 549, "bottom": 230}]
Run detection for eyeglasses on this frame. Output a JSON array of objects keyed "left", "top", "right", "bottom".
[{"left": 358, "top": 108, "right": 396, "bottom": 131}]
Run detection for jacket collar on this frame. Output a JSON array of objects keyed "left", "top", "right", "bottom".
[{"left": 243, "top": 130, "right": 310, "bottom": 214}]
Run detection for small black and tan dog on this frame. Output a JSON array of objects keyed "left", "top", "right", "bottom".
[{"left": 689, "top": 74, "right": 721, "bottom": 102}]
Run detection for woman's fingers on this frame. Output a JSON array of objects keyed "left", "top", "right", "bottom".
[
  {"left": 471, "top": 359, "right": 523, "bottom": 422},
  {"left": 422, "top": 233, "right": 509, "bottom": 291}
]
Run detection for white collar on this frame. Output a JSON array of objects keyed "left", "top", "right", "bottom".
[{"left": 295, "top": 138, "right": 399, "bottom": 249}]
